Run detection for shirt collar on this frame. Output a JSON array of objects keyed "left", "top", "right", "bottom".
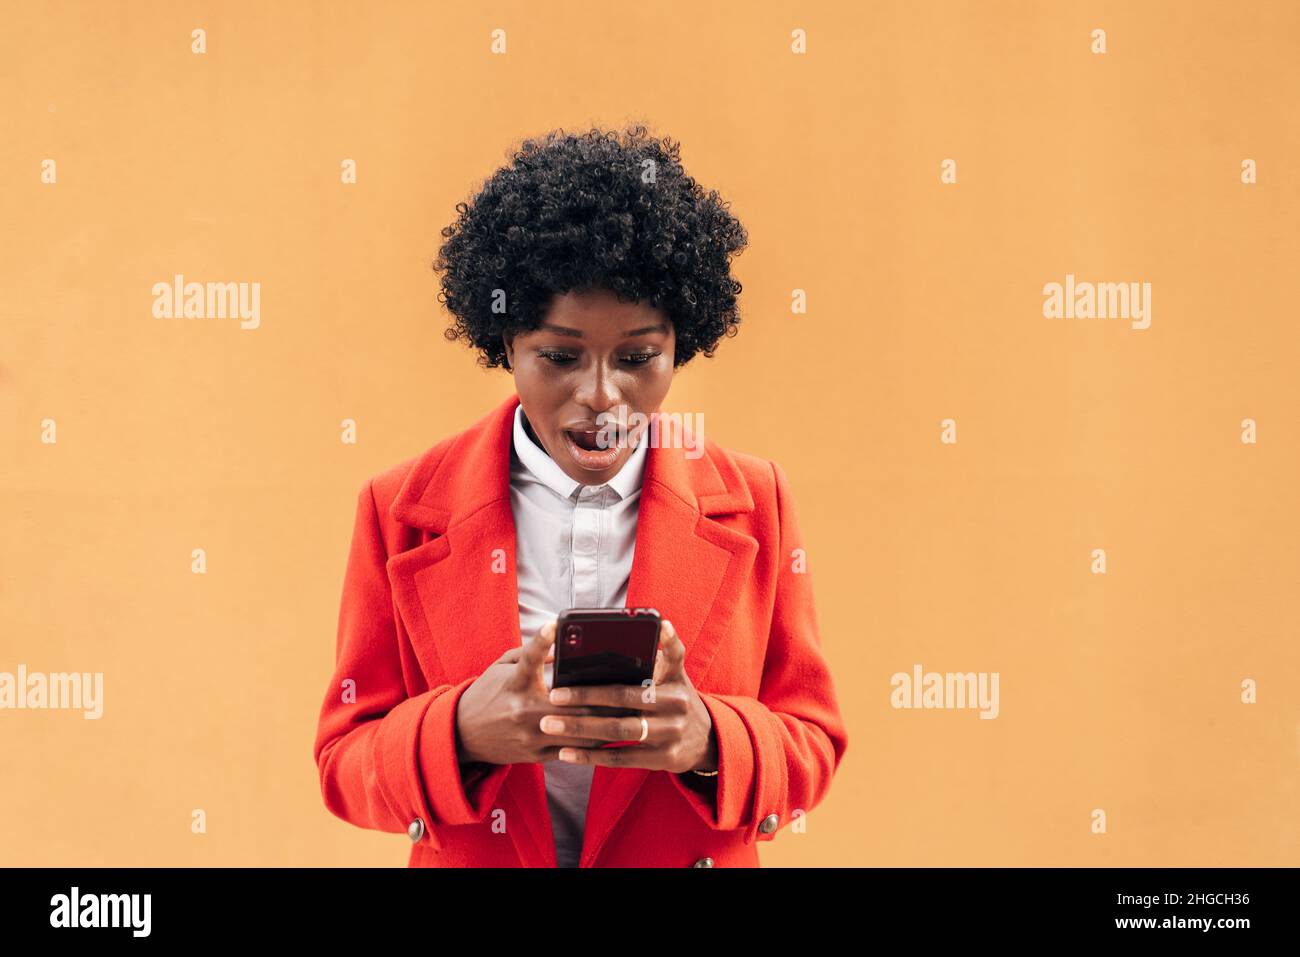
[{"left": 511, "top": 403, "right": 648, "bottom": 501}]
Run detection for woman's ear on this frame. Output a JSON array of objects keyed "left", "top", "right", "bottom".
[{"left": 501, "top": 332, "right": 513, "bottom": 372}]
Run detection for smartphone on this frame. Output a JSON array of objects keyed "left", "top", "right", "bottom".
[{"left": 552, "top": 607, "right": 661, "bottom": 689}]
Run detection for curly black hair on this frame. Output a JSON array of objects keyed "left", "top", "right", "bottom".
[{"left": 433, "top": 124, "right": 749, "bottom": 370}]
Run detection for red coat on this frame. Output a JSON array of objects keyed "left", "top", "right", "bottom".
[{"left": 313, "top": 392, "right": 848, "bottom": 867}]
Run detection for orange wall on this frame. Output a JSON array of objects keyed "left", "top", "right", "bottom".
[{"left": 1, "top": 0, "right": 1297, "bottom": 866}]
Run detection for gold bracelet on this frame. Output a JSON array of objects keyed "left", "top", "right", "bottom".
[{"left": 691, "top": 768, "right": 719, "bottom": 777}]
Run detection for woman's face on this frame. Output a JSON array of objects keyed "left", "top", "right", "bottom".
[{"left": 503, "top": 287, "right": 676, "bottom": 486}]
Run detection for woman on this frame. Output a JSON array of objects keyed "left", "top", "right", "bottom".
[{"left": 313, "top": 125, "right": 848, "bottom": 867}]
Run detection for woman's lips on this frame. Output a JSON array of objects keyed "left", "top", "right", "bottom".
[{"left": 563, "top": 429, "right": 622, "bottom": 470}]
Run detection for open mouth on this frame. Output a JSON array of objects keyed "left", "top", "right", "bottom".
[
  {"left": 563, "top": 429, "right": 622, "bottom": 470},
  {"left": 566, "top": 430, "right": 608, "bottom": 451}
]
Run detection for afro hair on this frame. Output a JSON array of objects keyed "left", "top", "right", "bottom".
[{"left": 432, "top": 124, "right": 749, "bottom": 370}]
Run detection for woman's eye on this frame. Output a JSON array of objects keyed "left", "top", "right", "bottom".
[{"left": 538, "top": 351, "right": 659, "bottom": 366}]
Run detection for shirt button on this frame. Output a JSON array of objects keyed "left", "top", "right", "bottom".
[
  {"left": 692, "top": 857, "right": 714, "bottom": 868},
  {"left": 759, "top": 813, "right": 779, "bottom": 834},
  {"left": 407, "top": 818, "right": 426, "bottom": 843}
]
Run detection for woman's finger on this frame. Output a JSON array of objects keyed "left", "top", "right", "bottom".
[
  {"left": 536, "top": 736, "right": 607, "bottom": 757},
  {"left": 539, "top": 713, "right": 657, "bottom": 744},
  {"left": 498, "top": 633, "right": 556, "bottom": 670},
  {"left": 510, "top": 620, "right": 557, "bottom": 691},
  {"left": 554, "top": 745, "right": 663, "bottom": 769},
  {"left": 548, "top": 682, "right": 654, "bottom": 711},
  {"left": 652, "top": 619, "right": 687, "bottom": 684}
]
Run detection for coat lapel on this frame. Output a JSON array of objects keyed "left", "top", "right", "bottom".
[{"left": 384, "top": 391, "right": 758, "bottom": 868}]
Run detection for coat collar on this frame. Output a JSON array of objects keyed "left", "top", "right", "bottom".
[
  {"left": 389, "top": 392, "right": 754, "bottom": 531},
  {"left": 385, "top": 392, "right": 759, "bottom": 867}
]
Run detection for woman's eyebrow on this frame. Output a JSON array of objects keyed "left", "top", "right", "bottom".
[
  {"left": 537, "top": 323, "right": 583, "bottom": 337},
  {"left": 621, "top": 323, "right": 669, "bottom": 338}
]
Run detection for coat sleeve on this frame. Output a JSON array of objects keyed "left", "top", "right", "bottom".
[
  {"left": 312, "top": 478, "right": 512, "bottom": 848},
  {"left": 667, "top": 460, "right": 849, "bottom": 845}
]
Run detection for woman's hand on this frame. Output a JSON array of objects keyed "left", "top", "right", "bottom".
[
  {"left": 454, "top": 621, "right": 613, "bottom": 766},
  {"left": 538, "top": 619, "right": 718, "bottom": 773}
]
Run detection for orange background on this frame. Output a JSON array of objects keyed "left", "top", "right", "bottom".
[{"left": 2, "top": 0, "right": 1297, "bottom": 866}]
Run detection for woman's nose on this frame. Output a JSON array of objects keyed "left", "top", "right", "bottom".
[{"left": 574, "top": 362, "right": 621, "bottom": 412}]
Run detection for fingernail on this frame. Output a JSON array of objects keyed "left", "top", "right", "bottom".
[
  {"left": 540, "top": 716, "right": 564, "bottom": 733},
  {"left": 559, "top": 748, "right": 576, "bottom": 762},
  {"left": 550, "top": 688, "right": 570, "bottom": 703}
]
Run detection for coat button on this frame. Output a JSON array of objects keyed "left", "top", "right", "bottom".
[
  {"left": 692, "top": 857, "right": 714, "bottom": 868},
  {"left": 759, "top": 813, "right": 779, "bottom": 834},
  {"left": 407, "top": 818, "right": 426, "bottom": 843}
]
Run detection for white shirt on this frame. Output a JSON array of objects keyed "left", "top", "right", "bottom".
[{"left": 508, "top": 403, "right": 649, "bottom": 868}]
